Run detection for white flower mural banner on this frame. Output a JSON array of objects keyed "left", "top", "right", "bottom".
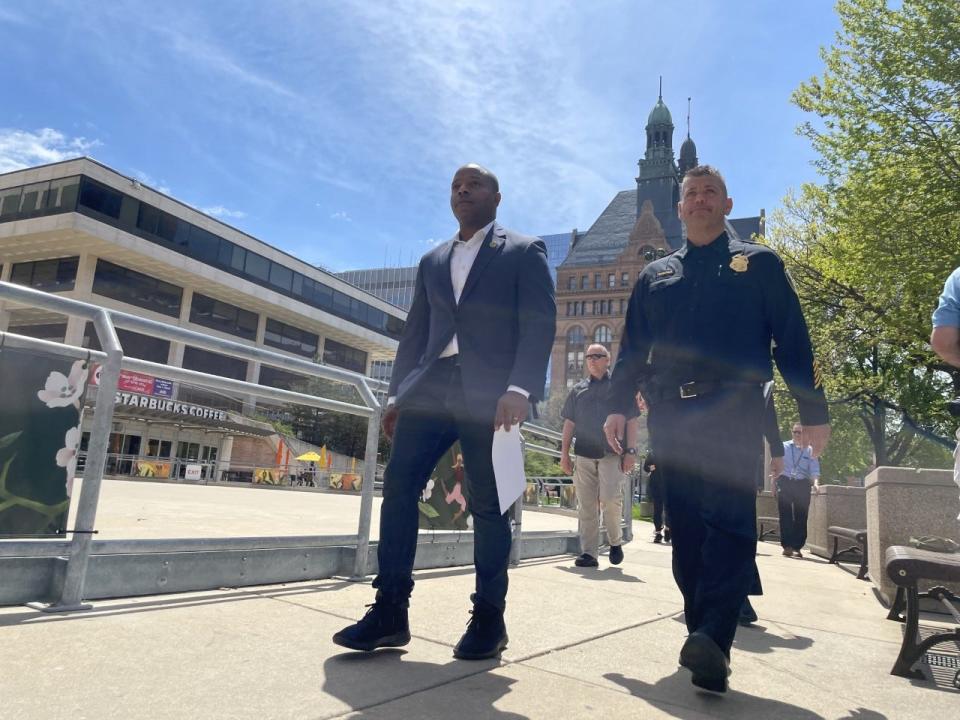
[
  {"left": 0, "top": 348, "right": 85, "bottom": 536},
  {"left": 37, "top": 359, "right": 88, "bottom": 410},
  {"left": 56, "top": 425, "right": 82, "bottom": 498}
]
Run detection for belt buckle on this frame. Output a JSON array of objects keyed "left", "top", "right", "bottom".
[{"left": 679, "top": 382, "right": 697, "bottom": 399}]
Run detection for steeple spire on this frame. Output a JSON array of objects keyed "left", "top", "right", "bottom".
[
  {"left": 679, "top": 96, "right": 698, "bottom": 174},
  {"left": 659, "top": 75, "right": 662, "bottom": 100}
]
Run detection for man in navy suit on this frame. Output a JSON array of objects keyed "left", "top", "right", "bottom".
[{"left": 333, "top": 164, "right": 556, "bottom": 660}]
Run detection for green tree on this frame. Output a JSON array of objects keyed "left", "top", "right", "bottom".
[{"left": 769, "top": 0, "right": 959, "bottom": 470}]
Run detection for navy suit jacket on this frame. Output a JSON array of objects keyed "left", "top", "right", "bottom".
[{"left": 389, "top": 223, "right": 556, "bottom": 421}]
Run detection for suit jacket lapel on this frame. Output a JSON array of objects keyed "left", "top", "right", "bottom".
[
  {"left": 459, "top": 224, "right": 504, "bottom": 304},
  {"left": 437, "top": 239, "right": 457, "bottom": 308}
]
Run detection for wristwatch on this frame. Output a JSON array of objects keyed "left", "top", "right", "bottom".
[{"left": 623, "top": 448, "right": 637, "bottom": 455}]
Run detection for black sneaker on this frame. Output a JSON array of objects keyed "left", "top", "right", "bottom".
[
  {"left": 574, "top": 553, "right": 599, "bottom": 567},
  {"left": 663, "top": 528, "right": 672, "bottom": 543},
  {"left": 653, "top": 532, "right": 663, "bottom": 544},
  {"left": 332, "top": 595, "right": 410, "bottom": 652},
  {"left": 453, "top": 600, "right": 508, "bottom": 660},
  {"left": 609, "top": 545, "right": 624, "bottom": 565},
  {"left": 738, "top": 598, "right": 758, "bottom": 626}
]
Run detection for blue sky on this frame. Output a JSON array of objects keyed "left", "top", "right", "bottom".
[{"left": 0, "top": 1, "right": 840, "bottom": 271}]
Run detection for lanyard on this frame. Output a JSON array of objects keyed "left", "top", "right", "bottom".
[{"left": 789, "top": 444, "right": 810, "bottom": 479}]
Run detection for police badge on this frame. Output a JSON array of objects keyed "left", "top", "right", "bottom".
[{"left": 729, "top": 254, "right": 749, "bottom": 273}]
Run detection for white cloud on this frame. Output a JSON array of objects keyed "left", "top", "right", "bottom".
[
  {"left": 0, "top": 128, "right": 100, "bottom": 174},
  {"left": 332, "top": 2, "right": 624, "bottom": 231},
  {"left": 201, "top": 205, "right": 247, "bottom": 220},
  {"left": 330, "top": 211, "right": 351, "bottom": 222}
]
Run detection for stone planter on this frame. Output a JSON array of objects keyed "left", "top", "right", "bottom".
[
  {"left": 807, "top": 485, "right": 866, "bottom": 560},
  {"left": 865, "top": 467, "right": 960, "bottom": 604}
]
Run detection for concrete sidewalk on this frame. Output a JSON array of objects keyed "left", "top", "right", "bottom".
[
  {"left": 3, "top": 532, "right": 957, "bottom": 719},
  {"left": 65, "top": 478, "right": 578, "bottom": 539}
]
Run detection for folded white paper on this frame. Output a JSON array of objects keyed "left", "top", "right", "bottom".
[{"left": 492, "top": 424, "right": 525, "bottom": 515}]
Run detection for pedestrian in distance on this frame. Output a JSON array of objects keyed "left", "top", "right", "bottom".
[
  {"left": 560, "top": 343, "right": 638, "bottom": 568},
  {"left": 643, "top": 453, "right": 670, "bottom": 544},
  {"left": 775, "top": 423, "right": 820, "bottom": 558}
]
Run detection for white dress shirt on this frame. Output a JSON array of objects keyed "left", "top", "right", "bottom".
[
  {"left": 439, "top": 222, "right": 492, "bottom": 358},
  {"left": 387, "top": 221, "right": 529, "bottom": 406}
]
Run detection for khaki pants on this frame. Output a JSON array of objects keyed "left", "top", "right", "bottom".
[{"left": 573, "top": 454, "right": 624, "bottom": 557}]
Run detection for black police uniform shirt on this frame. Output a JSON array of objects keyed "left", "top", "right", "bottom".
[
  {"left": 561, "top": 372, "right": 620, "bottom": 459},
  {"left": 609, "top": 232, "right": 828, "bottom": 426}
]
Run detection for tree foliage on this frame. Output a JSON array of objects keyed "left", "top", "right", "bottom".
[{"left": 768, "top": 0, "right": 959, "bottom": 472}]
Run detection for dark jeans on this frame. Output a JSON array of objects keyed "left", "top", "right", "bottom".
[
  {"left": 648, "top": 385, "right": 763, "bottom": 656},
  {"left": 776, "top": 475, "right": 813, "bottom": 550},
  {"left": 373, "top": 358, "right": 512, "bottom": 610},
  {"left": 648, "top": 472, "right": 668, "bottom": 532}
]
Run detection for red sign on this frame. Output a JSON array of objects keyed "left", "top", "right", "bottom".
[{"left": 88, "top": 365, "right": 174, "bottom": 398}]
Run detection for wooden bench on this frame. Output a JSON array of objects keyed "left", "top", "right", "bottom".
[
  {"left": 884, "top": 545, "right": 960, "bottom": 682},
  {"left": 827, "top": 526, "right": 869, "bottom": 580},
  {"left": 757, "top": 516, "right": 780, "bottom": 542}
]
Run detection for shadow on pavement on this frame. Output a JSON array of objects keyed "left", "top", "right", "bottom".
[
  {"left": 323, "top": 649, "right": 529, "bottom": 719},
  {"left": 733, "top": 624, "right": 815, "bottom": 654},
  {"left": 554, "top": 566, "right": 645, "bottom": 583},
  {"left": 605, "top": 669, "right": 888, "bottom": 720},
  {"left": 0, "top": 579, "right": 355, "bottom": 627}
]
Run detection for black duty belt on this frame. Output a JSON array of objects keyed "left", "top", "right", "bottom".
[{"left": 646, "top": 380, "right": 759, "bottom": 403}]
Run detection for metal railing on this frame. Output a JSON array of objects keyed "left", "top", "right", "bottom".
[
  {"left": 0, "top": 281, "right": 582, "bottom": 609},
  {"left": 520, "top": 422, "right": 634, "bottom": 543},
  {"left": 0, "top": 280, "right": 384, "bottom": 609}
]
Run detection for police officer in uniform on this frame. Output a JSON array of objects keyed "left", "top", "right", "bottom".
[{"left": 603, "top": 165, "right": 830, "bottom": 693}]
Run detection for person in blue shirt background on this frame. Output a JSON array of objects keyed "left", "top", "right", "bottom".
[
  {"left": 776, "top": 424, "right": 821, "bottom": 558},
  {"left": 930, "top": 266, "right": 960, "bottom": 517}
]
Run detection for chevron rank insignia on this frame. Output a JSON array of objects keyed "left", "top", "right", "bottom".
[{"left": 813, "top": 359, "right": 824, "bottom": 389}]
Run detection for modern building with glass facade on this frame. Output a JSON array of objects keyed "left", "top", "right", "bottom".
[{"left": 0, "top": 157, "right": 405, "bottom": 481}]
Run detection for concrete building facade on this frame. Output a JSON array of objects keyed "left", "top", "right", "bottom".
[{"left": 0, "top": 158, "right": 405, "bottom": 481}]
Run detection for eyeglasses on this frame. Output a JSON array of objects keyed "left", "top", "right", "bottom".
[
  {"left": 585, "top": 354, "right": 608, "bottom": 360},
  {"left": 792, "top": 430, "right": 802, "bottom": 435}
]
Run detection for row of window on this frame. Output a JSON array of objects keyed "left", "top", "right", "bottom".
[
  {"left": 0, "top": 175, "right": 404, "bottom": 339},
  {"left": 565, "top": 325, "right": 613, "bottom": 348},
  {"left": 565, "top": 271, "right": 629, "bottom": 291},
  {"left": 565, "top": 299, "right": 626, "bottom": 317},
  {"left": 9, "top": 256, "right": 79, "bottom": 292},
  {"left": 561, "top": 246, "right": 668, "bottom": 292},
  {"left": 93, "top": 259, "right": 183, "bottom": 318},
  {"left": 8, "top": 257, "right": 366, "bottom": 373},
  {"left": 0, "top": 177, "right": 79, "bottom": 219}
]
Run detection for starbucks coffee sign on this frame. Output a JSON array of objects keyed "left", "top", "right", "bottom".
[{"left": 114, "top": 392, "right": 227, "bottom": 421}]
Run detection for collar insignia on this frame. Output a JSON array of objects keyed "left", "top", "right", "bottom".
[{"left": 729, "top": 254, "right": 749, "bottom": 273}]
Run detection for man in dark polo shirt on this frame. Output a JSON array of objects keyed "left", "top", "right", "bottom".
[{"left": 560, "top": 343, "right": 638, "bottom": 567}]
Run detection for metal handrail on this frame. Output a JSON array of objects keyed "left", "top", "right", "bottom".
[{"left": 0, "top": 281, "right": 383, "bottom": 606}]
